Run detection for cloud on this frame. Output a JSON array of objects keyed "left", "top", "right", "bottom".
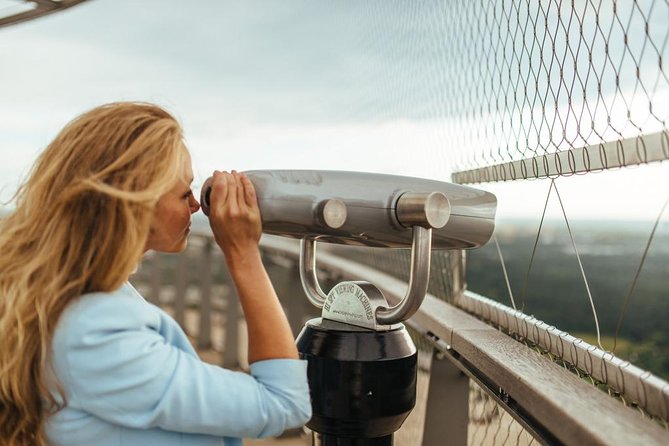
[{"left": 187, "top": 119, "right": 452, "bottom": 181}]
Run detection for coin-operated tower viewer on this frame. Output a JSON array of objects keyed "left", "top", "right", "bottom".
[{"left": 203, "top": 170, "right": 497, "bottom": 446}]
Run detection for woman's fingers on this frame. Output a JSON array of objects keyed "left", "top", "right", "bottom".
[
  {"left": 211, "top": 170, "right": 228, "bottom": 206},
  {"left": 211, "top": 171, "right": 256, "bottom": 212},
  {"left": 240, "top": 172, "right": 257, "bottom": 209},
  {"left": 207, "top": 170, "right": 262, "bottom": 254},
  {"left": 210, "top": 171, "right": 238, "bottom": 217},
  {"left": 233, "top": 171, "right": 246, "bottom": 210}
]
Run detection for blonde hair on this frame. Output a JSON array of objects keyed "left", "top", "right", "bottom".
[{"left": 0, "top": 102, "right": 186, "bottom": 445}]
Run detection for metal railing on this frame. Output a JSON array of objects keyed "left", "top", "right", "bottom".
[
  {"left": 0, "top": 0, "right": 90, "bottom": 28},
  {"left": 134, "top": 225, "right": 669, "bottom": 445}
]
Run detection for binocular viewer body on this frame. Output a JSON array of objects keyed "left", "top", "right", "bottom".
[
  {"left": 202, "top": 170, "right": 496, "bottom": 249},
  {"left": 201, "top": 170, "right": 497, "bottom": 444}
]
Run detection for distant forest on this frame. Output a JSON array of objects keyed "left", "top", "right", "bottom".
[{"left": 466, "top": 219, "right": 669, "bottom": 380}]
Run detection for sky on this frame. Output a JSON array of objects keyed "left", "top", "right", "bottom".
[{"left": 0, "top": 0, "right": 667, "bottom": 222}]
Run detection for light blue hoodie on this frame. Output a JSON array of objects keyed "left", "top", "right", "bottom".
[{"left": 46, "top": 283, "right": 312, "bottom": 446}]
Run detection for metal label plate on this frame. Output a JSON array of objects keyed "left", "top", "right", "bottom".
[{"left": 322, "top": 281, "right": 390, "bottom": 330}]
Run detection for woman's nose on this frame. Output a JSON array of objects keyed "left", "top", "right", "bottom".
[{"left": 190, "top": 195, "right": 201, "bottom": 213}]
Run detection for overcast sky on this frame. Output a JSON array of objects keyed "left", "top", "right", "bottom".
[{"left": 1, "top": 0, "right": 667, "bottom": 222}]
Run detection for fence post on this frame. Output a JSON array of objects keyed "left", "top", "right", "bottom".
[
  {"left": 198, "top": 239, "right": 213, "bottom": 349},
  {"left": 280, "top": 260, "right": 318, "bottom": 336},
  {"left": 215, "top": 253, "right": 240, "bottom": 368},
  {"left": 222, "top": 271, "right": 240, "bottom": 368},
  {"left": 421, "top": 249, "right": 469, "bottom": 445},
  {"left": 422, "top": 352, "right": 469, "bottom": 446}
]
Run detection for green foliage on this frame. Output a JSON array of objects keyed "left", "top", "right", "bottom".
[{"left": 467, "top": 220, "right": 669, "bottom": 380}]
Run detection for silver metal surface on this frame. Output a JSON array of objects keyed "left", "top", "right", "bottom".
[
  {"left": 396, "top": 192, "right": 450, "bottom": 229},
  {"left": 375, "top": 226, "right": 432, "bottom": 325},
  {"left": 452, "top": 131, "right": 669, "bottom": 184},
  {"left": 299, "top": 238, "right": 327, "bottom": 308},
  {"left": 301, "top": 225, "right": 433, "bottom": 326},
  {"left": 320, "top": 198, "right": 347, "bottom": 229},
  {"left": 203, "top": 170, "right": 496, "bottom": 249},
  {"left": 199, "top": 170, "right": 495, "bottom": 326},
  {"left": 321, "top": 281, "right": 391, "bottom": 330}
]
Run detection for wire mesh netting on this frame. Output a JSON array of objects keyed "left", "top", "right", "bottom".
[
  {"left": 450, "top": 0, "right": 668, "bottom": 180},
  {"left": 400, "top": 329, "right": 540, "bottom": 446},
  {"left": 340, "top": 0, "right": 669, "bottom": 181},
  {"left": 467, "top": 383, "right": 537, "bottom": 446},
  {"left": 507, "top": 319, "right": 669, "bottom": 430}
]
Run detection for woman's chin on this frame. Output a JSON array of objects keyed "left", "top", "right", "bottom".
[
  {"left": 173, "top": 238, "right": 189, "bottom": 253},
  {"left": 152, "top": 240, "right": 189, "bottom": 254}
]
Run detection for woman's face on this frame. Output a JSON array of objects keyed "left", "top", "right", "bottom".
[{"left": 145, "top": 149, "right": 200, "bottom": 253}]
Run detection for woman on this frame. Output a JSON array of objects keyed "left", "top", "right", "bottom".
[{"left": 0, "top": 102, "right": 311, "bottom": 446}]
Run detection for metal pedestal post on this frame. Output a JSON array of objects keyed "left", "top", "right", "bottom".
[
  {"left": 313, "top": 433, "right": 392, "bottom": 446},
  {"left": 297, "top": 318, "right": 417, "bottom": 446}
]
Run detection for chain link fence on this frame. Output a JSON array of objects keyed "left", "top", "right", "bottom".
[
  {"left": 446, "top": 0, "right": 669, "bottom": 180},
  {"left": 341, "top": 0, "right": 669, "bottom": 181}
]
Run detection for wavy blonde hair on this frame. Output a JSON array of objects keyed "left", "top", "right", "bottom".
[{"left": 0, "top": 102, "right": 186, "bottom": 445}]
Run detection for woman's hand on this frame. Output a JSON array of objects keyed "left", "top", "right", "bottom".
[
  {"left": 207, "top": 171, "right": 298, "bottom": 362},
  {"left": 207, "top": 170, "right": 262, "bottom": 259}
]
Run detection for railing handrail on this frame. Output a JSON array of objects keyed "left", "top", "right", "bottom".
[{"left": 456, "top": 290, "right": 669, "bottom": 423}]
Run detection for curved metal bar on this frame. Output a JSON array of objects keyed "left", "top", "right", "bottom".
[
  {"left": 0, "top": 0, "right": 90, "bottom": 29},
  {"left": 375, "top": 226, "right": 432, "bottom": 325},
  {"left": 299, "top": 237, "right": 327, "bottom": 308}
]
